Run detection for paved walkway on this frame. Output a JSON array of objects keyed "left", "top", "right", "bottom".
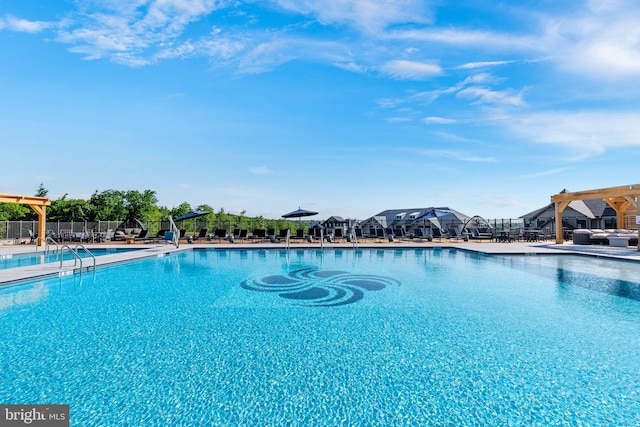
[{"left": 1, "top": 240, "right": 639, "bottom": 286}]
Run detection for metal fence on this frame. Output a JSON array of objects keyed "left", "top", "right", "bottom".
[{"left": 0, "top": 218, "right": 310, "bottom": 243}]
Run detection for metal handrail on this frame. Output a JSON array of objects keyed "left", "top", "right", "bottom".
[
  {"left": 74, "top": 244, "right": 96, "bottom": 271},
  {"left": 46, "top": 236, "right": 58, "bottom": 254},
  {"left": 168, "top": 216, "right": 180, "bottom": 248},
  {"left": 59, "top": 244, "right": 83, "bottom": 272},
  {"left": 35, "top": 236, "right": 47, "bottom": 251},
  {"left": 285, "top": 229, "right": 291, "bottom": 250},
  {"left": 350, "top": 229, "right": 358, "bottom": 249}
]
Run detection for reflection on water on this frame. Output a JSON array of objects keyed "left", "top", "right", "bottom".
[{"left": 0, "top": 282, "right": 48, "bottom": 311}]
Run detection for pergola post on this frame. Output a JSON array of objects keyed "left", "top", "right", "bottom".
[
  {"left": 554, "top": 201, "right": 570, "bottom": 244},
  {"left": 29, "top": 204, "right": 47, "bottom": 246}
]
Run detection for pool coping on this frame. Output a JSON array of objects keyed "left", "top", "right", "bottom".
[
  {"left": 1, "top": 240, "right": 639, "bottom": 287},
  {"left": 0, "top": 244, "right": 190, "bottom": 287}
]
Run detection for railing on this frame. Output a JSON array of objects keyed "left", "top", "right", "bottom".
[
  {"left": 168, "top": 216, "right": 180, "bottom": 248},
  {"left": 35, "top": 236, "right": 47, "bottom": 251},
  {"left": 59, "top": 245, "right": 83, "bottom": 272},
  {"left": 285, "top": 229, "right": 291, "bottom": 250},
  {"left": 74, "top": 244, "right": 96, "bottom": 271},
  {"left": 36, "top": 236, "right": 59, "bottom": 254},
  {"left": 350, "top": 229, "right": 358, "bottom": 249}
]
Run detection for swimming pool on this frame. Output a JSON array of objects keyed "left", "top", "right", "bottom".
[
  {"left": 1, "top": 248, "right": 639, "bottom": 426},
  {"left": 0, "top": 248, "right": 139, "bottom": 270}
]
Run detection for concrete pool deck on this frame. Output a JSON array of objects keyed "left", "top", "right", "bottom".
[{"left": 1, "top": 240, "right": 639, "bottom": 286}]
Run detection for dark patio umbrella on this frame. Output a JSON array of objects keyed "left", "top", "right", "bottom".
[
  {"left": 174, "top": 210, "right": 211, "bottom": 222},
  {"left": 282, "top": 207, "right": 318, "bottom": 232},
  {"left": 174, "top": 210, "right": 210, "bottom": 233}
]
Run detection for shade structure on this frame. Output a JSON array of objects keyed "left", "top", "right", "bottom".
[
  {"left": 282, "top": 207, "right": 318, "bottom": 232},
  {"left": 174, "top": 210, "right": 210, "bottom": 222},
  {"left": 174, "top": 210, "right": 210, "bottom": 234},
  {"left": 414, "top": 208, "right": 469, "bottom": 231},
  {"left": 282, "top": 208, "right": 318, "bottom": 219}
]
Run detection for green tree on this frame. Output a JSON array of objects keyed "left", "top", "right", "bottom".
[
  {"left": 35, "top": 183, "right": 48, "bottom": 198},
  {"left": 124, "top": 190, "right": 158, "bottom": 222},
  {"left": 169, "top": 202, "right": 192, "bottom": 219},
  {"left": 48, "top": 195, "right": 91, "bottom": 221},
  {"left": 89, "top": 190, "right": 127, "bottom": 221},
  {"left": 0, "top": 203, "right": 30, "bottom": 221}
]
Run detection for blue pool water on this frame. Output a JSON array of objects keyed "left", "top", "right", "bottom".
[
  {"left": 1, "top": 248, "right": 639, "bottom": 426},
  {"left": 0, "top": 248, "right": 139, "bottom": 270}
]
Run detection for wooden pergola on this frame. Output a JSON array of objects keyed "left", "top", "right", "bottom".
[
  {"left": 551, "top": 184, "right": 640, "bottom": 248},
  {"left": 0, "top": 193, "right": 51, "bottom": 246}
]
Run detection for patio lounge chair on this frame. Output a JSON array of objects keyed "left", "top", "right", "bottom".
[
  {"left": 187, "top": 229, "right": 208, "bottom": 243},
  {"left": 134, "top": 229, "right": 150, "bottom": 242},
  {"left": 384, "top": 228, "right": 395, "bottom": 242},
  {"left": 332, "top": 228, "right": 345, "bottom": 242},
  {"left": 410, "top": 228, "right": 432, "bottom": 241},
  {"left": 393, "top": 227, "right": 406, "bottom": 241},
  {"left": 447, "top": 228, "right": 461, "bottom": 241},
  {"left": 210, "top": 229, "right": 228, "bottom": 242},
  {"left": 250, "top": 229, "right": 267, "bottom": 242},
  {"left": 431, "top": 228, "right": 448, "bottom": 242},
  {"left": 469, "top": 227, "right": 492, "bottom": 240}
]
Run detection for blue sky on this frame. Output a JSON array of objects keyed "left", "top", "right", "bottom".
[{"left": 2, "top": 1, "right": 640, "bottom": 221}]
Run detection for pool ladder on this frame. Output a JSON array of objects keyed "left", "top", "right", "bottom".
[
  {"left": 349, "top": 229, "right": 358, "bottom": 249},
  {"left": 59, "top": 244, "right": 96, "bottom": 273},
  {"left": 35, "top": 236, "right": 59, "bottom": 254}
]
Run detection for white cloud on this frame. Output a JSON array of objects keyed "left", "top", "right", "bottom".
[
  {"left": 539, "top": 3, "right": 640, "bottom": 79},
  {"left": 415, "top": 149, "right": 496, "bottom": 162},
  {"left": 380, "top": 60, "right": 442, "bottom": 80},
  {"left": 507, "top": 111, "right": 640, "bottom": 160},
  {"left": 457, "top": 86, "right": 525, "bottom": 107},
  {"left": 0, "top": 15, "right": 52, "bottom": 33},
  {"left": 457, "top": 60, "right": 515, "bottom": 70},
  {"left": 269, "top": 0, "right": 432, "bottom": 33},
  {"left": 388, "top": 27, "right": 538, "bottom": 51},
  {"left": 423, "top": 116, "right": 456, "bottom": 124}
]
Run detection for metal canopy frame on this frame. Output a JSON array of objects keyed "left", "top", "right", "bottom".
[
  {"left": 0, "top": 193, "right": 51, "bottom": 246},
  {"left": 551, "top": 184, "right": 640, "bottom": 248}
]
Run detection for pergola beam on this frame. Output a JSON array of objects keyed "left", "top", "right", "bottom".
[{"left": 0, "top": 193, "right": 51, "bottom": 246}]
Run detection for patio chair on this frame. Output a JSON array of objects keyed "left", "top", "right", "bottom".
[
  {"left": 236, "top": 229, "right": 249, "bottom": 241},
  {"left": 134, "top": 229, "right": 150, "bottom": 242},
  {"left": 447, "top": 228, "right": 461, "bottom": 241},
  {"left": 431, "top": 228, "right": 449, "bottom": 242},
  {"left": 210, "top": 229, "right": 227, "bottom": 242},
  {"left": 250, "top": 229, "right": 267, "bottom": 242},
  {"left": 187, "top": 229, "right": 208, "bottom": 243},
  {"left": 469, "top": 227, "right": 492, "bottom": 240},
  {"left": 393, "top": 227, "right": 407, "bottom": 240},
  {"left": 411, "top": 228, "right": 432, "bottom": 242},
  {"left": 332, "top": 228, "right": 345, "bottom": 242},
  {"left": 384, "top": 228, "right": 395, "bottom": 242}
]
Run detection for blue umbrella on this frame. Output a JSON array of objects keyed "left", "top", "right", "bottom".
[
  {"left": 174, "top": 210, "right": 210, "bottom": 233},
  {"left": 174, "top": 210, "right": 210, "bottom": 222}
]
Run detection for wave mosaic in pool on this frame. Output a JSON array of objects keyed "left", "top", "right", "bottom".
[
  {"left": 241, "top": 267, "right": 401, "bottom": 306},
  {"left": 1, "top": 248, "right": 639, "bottom": 426}
]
